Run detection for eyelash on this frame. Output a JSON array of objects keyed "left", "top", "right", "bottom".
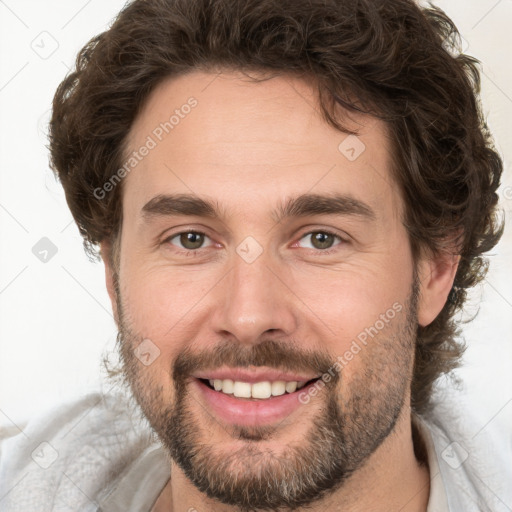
[
  {"left": 163, "top": 229, "right": 347, "bottom": 254},
  {"left": 163, "top": 230, "right": 212, "bottom": 254},
  {"left": 294, "top": 229, "right": 347, "bottom": 254}
]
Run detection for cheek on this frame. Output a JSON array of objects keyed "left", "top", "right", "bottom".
[
  {"left": 289, "top": 254, "right": 413, "bottom": 346},
  {"left": 118, "top": 261, "right": 218, "bottom": 347},
  {"left": 116, "top": 268, "right": 224, "bottom": 408}
]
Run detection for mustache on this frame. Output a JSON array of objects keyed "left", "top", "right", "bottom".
[{"left": 172, "top": 338, "right": 339, "bottom": 384}]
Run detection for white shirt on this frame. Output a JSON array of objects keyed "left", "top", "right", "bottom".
[{"left": 0, "top": 390, "right": 510, "bottom": 511}]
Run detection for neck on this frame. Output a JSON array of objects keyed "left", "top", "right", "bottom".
[{"left": 153, "top": 406, "right": 430, "bottom": 512}]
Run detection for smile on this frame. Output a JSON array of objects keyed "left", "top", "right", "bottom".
[
  {"left": 193, "top": 376, "right": 321, "bottom": 426},
  {"left": 204, "top": 378, "right": 308, "bottom": 399}
]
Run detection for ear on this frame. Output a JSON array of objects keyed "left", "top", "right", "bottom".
[
  {"left": 100, "top": 241, "right": 119, "bottom": 326},
  {"left": 416, "top": 250, "right": 460, "bottom": 327}
]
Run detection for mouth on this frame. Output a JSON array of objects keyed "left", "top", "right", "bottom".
[
  {"left": 192, "top": 376, "right": 322, "bottom": 427},
  {"left": 199, "top": 377, "right": 319, "bottom": 399}
]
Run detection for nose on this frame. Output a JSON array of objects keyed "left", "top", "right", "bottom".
[{"left": 209, "top": 250, "right": 298, "bottom": 346}]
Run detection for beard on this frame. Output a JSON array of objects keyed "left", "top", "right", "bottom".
[{"left": 116, "top": 279, "right": 419, "bottom": 512}]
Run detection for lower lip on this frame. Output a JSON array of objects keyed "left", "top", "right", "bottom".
[{"left": 192, "top": 378, "right": 318, "bottom": 427}]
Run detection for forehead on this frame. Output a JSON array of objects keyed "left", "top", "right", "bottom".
[{"left": 122, "top": 70, "right": 402, "bottom": 224}]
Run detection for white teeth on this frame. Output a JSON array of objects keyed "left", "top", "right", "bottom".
[
  {"left": 233, "top": 381, "right": 252, "bottom": 398},
  {"left": 221, "top": 379, "right": 234, "bottom": 394},
  {"left": 285, "top": 381, "right": 297, "bottom": 393},
  {"left": 251, "top": 381, "right": 272, "bottom": 399},
  {"left": 271, "top": 381, "right": 286, "bottom": 396},
  {"left": 205, "top": 378, "right": 310, "bottom": 399}
]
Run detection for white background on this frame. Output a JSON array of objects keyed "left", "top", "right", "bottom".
[{"left": 0, "top": 0, "right": 511, "bottom": 435}]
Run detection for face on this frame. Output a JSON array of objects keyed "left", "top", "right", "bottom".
[{"left": 108, "top": 71, "right": 423, "bottom": 511}]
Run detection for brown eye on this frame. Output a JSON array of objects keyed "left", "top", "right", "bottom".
[
  {"left": 167, "top": 231, "right": 211, "bottom": 250},
  {"left": 299, "top": 231, "right": 342, "bottom": 250},
  {"left": 311, "top": 232, "right": 335, "bottom": 249},
  {"left": 179, "top": 232, "right": 205, "bottom": 249}
]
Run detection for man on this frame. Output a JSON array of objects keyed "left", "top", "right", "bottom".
[{"left": 0, "top": 0, "right": 509, "bottom": 511}]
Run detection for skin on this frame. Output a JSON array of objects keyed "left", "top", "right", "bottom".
[{"left": 101, "top": 70, "right": 459, "bottom": 512}]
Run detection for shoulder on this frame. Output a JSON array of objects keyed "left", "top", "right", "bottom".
[
  {"left": 0, "top": 392, "right": 158, "bottom": 512},
  {"left": 418, "top": 387, "right": 512, "bottom": 512}
]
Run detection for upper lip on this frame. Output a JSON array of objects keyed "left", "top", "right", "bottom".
[{"left": 193, "top": 367, "right": 320, "bottom": 384}]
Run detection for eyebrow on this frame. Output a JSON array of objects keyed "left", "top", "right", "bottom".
[
  {"left": 142, "top": 194, "right": 218, "bottom": 219},
  {"left": 141, "top": 193, "right": 376, "bottom": 223},
  {"left": 273, "top": 193, "right": 376, "bottom": 223}
]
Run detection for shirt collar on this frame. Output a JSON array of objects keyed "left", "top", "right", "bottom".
[{"left": 412, "top": 412, "right": 451, "bottom": 512}]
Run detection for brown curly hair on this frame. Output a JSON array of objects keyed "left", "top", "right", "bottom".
[{"left": 49, "top": 0, "right": 504, "bottom": 415}]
